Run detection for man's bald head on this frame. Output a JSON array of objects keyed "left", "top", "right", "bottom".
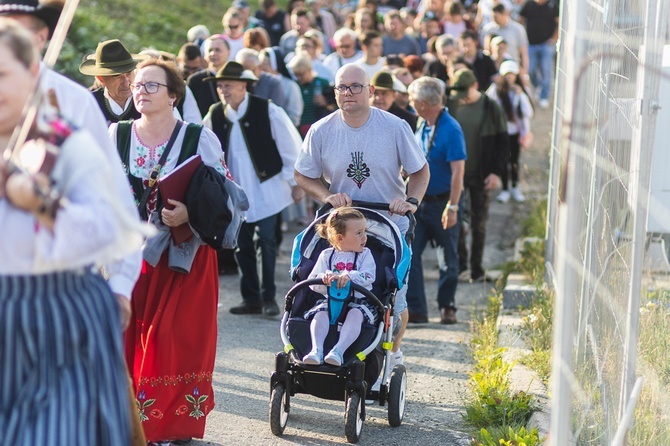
[{"left": 335, "top": 63, "right": 369, "bottom": 86}]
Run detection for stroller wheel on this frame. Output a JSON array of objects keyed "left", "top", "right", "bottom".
[
  {"left": 269, "top": 383, "right": 289, "bottom": 436},
  {"left": 344, "top": 390, "right": 364, "bottom": 443},
  {"left": 387, "top": 364, "right": 407, "bottom": 427}
]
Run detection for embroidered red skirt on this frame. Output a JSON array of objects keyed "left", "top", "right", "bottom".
[{"left": 125, "top": 245, "right": 219, "bottom": 441}]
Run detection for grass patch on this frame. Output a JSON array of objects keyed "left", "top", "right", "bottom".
[{"left": 464, "top": 293, "right": 541, "bottom": 444}]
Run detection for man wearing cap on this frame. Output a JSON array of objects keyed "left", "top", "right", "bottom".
[
  {"left": 295, "top": 63, "right": 430, "bottom": 373},
  {"left": 0, "top": 1, "right": 144, "bottom": 329},
  {"left": 447, "top": 68, "right": 508, "bottom": 282},
  {"left": 353, "top": 30, "right": 386, "bottom": 80},
  {"left": 203, "top": 61, "right": 303, "bottom": 317},
  {"left": 406, "top": 76, "right": 466, "bottom": 324},
  {"left": 187, "top": 34, "right": 231, "bottom": 117},
  {"left": 79, "top": 39, "right": 145, "bottom": 124},
  {"left": 370, "top": 70, "right": 417, "bottom": 132}
]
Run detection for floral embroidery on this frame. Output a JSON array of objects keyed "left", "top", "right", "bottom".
[
  {"left": 185, "top": 386, "right": 208, "bottom": 419},
  {"left": 175, "top": 404, "right": 189, "bottom": 416},
  {"left": 135, "top": 389, "right": 156, "bottom": 422},
  {"left": 138, "top": 371, "right": 213, "bottom": 387},
  {"left": 150, "top": 409, "right": 164, "bottom": 419},
  {"left": 136, "top": 156, "right": 145, "bottom": 167},
  {"left": 334, "top": 262, "right": 354, "bottom": 272}
]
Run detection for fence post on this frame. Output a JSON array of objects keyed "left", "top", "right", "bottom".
[
  {"left": 618, "top": 0, "right": 667, "bottom": 426},
  {"left": 549, "top": 0, "right": 590, "bottom": 444}
]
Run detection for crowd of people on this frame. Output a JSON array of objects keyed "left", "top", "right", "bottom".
[{"left": 0, "top": 0, "right": 558, "bottom": 444}]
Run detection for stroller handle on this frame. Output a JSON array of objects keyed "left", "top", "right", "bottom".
[
  {"left": 285, "top": 278, "right": 385, "bottom": 314},
  {"left": 316, "top": 201, "right": 416, "bottom": 245}
]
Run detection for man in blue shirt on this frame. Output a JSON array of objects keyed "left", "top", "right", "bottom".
[{"left": 406, "top": 77, "right": 467, "bottom": 324}]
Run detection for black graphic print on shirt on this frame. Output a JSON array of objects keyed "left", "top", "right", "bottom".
[{"left": 347, "top": 151, "right": 371, "bottom": 189}]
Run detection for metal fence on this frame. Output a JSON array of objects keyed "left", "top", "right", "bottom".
[{"left": 545, "top": 0, "right": 670, "bottom": 444}]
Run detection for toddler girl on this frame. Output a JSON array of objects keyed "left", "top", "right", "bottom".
[{"left": 303, "top": 208, "right": 377, "bottom": 366}]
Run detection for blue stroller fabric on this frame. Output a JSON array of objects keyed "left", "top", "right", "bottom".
[{"left": 327, "top": 282, "right": 351, "bottom": 325}]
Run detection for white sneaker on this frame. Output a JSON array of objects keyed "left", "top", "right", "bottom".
[
  {"left": 324, "top": 347, "right": 344, "bottom": 366},
  {"left": 496, "top": 190, "right": 511, "bottom": 203},
  {"left": 511, "top": 187, "right": 526, "bottom": 202},
  {"left": 302, "top": 348, "right": 323, "bottom": 365},
  {"left": 539, "top": 99, "right": 550, "bottom": 109}
]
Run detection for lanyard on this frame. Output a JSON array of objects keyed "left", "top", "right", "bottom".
[{"left": 421, "top": 108, "right": 445, "bottom": 156}]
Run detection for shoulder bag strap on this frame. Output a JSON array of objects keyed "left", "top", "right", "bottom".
[
  {"left": 137, "top": 120, "right": 184, "bottom": 218},
  {"left": 177, "top": 123, "right": 203, "bottom": 165}
]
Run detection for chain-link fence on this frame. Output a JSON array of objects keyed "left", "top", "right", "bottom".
[{"left": 545, "top": 0, "right": 670, "bottom": 444}]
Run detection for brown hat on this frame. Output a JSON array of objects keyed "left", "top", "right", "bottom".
[
  {"left": 204, "top": 61, "right": 259, "bottom": 83},
  {"left": 450, "top": 68, "right": 477, "bottom": 99},
  {"left": 79, "top": 39, "right": 145, "bottom": 76},
  {"left": 0, "top": 0, "right": 61, "bottom": 37}
]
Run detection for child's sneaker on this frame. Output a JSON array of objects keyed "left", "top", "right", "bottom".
[
  {"left": 302, "top": 348, "right": 323, "bottom": 365},
  {"left": 324, "top": 347, "right": 344, "bottom": 366}
]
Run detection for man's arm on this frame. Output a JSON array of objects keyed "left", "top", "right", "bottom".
[
  {"left": 443, "top": 160, "right": 465, "bottom": 229},
  {"left": 406, "top": 163, "right": 430, "bottom": 202},
  {"left": 294, "top": 170, "right": 351, "bottom": 208},
  {"left": 390, "top": 162, "right": 429, "bottom": 216}
]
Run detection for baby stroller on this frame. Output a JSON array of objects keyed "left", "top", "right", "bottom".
[{"left": 269, "top": 202, "right": 414, "bottom": 443}]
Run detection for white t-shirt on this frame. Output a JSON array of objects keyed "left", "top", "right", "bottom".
[{"left": 296, "top": 107, "right": 426, "bottom": 228}]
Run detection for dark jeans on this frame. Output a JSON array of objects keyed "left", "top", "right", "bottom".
[
  {"left": 406, "top": 197, "right": 462, "bottom": 316},
  {"left": 458, "top": 182, "right": 490, "bottom": 279},
  {"left": 501, "top": 133, "right": 520, "bottom": 190},
  {"left": 235, "top": 213, "right": 279, "bottom": 305}
]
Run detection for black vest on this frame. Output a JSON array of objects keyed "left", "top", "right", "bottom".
[
  {"left": 92, "top": 88, "right": 141, "bottom": 124},
  {"left": 209, "top": 95, "right": 283, "bottom": 182}
]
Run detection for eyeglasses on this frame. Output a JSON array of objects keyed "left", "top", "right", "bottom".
[
  {"left": 334, "top": 84, "right": 369, "bottom": 95},
  {"left": 228, "top": 24, "right": 240, "bottom": 29},
  {"left": 130, "top": 82, "right": 169, "bottom": 94}
]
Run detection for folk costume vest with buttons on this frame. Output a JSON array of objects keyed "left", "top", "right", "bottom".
[{"left": 209, "top": 94, "right": 283, "bottom": 182}]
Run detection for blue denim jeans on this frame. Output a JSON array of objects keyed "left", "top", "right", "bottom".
[
  {"left": 528, "top": 41, "right": 555, "bottom": 101},
  {"left": 406, "top": 198, "right": 462, "bottom": 316},
  {"left": 235, "top": 213, "right": 279, "bottom": 305}
]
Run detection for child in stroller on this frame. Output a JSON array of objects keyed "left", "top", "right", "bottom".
[
  {"left": 302, "top": 208, "right": 378, "bottom": 366},
  {"left": 270, "top": 202, "right": 413, "bottom": 443}
]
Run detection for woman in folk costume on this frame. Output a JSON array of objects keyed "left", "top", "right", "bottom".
[
  {"left": 0, "top": 18, "right": 146, "bottom": 445},
  {"left": 109, "top": 58, "right": 230, "bottom": 445}
]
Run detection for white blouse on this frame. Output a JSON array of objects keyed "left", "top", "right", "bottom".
[
  {"left": 108, "top": 122, "right": 231, "bottom": 215},
  {"left": 0, "top": 130, "right": 146, "bottom": 275}
]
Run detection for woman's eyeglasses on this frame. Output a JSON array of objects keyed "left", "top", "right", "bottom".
[{"left": 130, "top": 82, "right": 169, "bottom": 94}]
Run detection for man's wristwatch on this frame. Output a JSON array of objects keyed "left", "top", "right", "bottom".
[
  {"left": 446, "top": 202, "right": 459, "bottom": 213},
  {"left": 406, "top": 197, "right": 419, "bottom": 207}
]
